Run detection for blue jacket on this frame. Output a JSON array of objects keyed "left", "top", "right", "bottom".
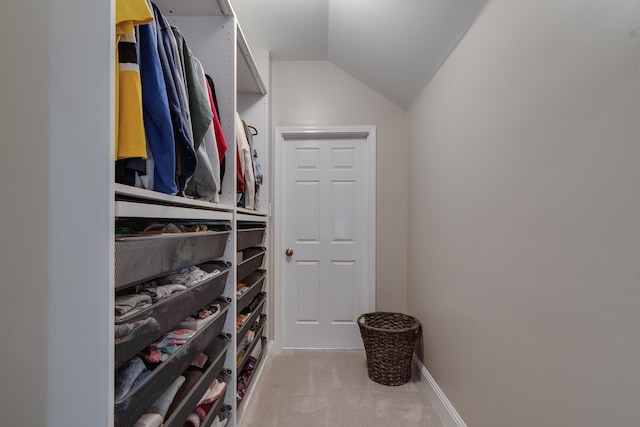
[
  {"left": 138, "top": 20, "right": 178, "bottom": 195},
  {"left": 152, "top": 3, "right": 197, "bottom": 193}
]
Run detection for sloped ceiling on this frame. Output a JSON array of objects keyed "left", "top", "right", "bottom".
[{"left": 230, "top": 0, "right": 490, "bottom": 108}]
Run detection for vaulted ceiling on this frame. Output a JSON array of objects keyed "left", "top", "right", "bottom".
[{"left": 230, "top": 0, "right": 491, "bottom": 108}]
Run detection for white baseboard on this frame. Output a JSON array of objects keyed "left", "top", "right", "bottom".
[{"left": 412, "top": 354, "right": 468, "bottom": 427}]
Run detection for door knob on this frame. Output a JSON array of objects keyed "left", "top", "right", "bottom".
[{"left": 285, "top": 248, "right": 294, "bottom": 257}]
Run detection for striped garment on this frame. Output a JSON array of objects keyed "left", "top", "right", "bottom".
[{"left": 115, "top": 0, "right": 153, "bottom": 160}]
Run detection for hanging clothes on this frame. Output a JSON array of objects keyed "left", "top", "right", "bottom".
[
  {"left": 205, "top": 75, "right": 220, "bottom": 120},
  {"left": 244, "top": 121, "right": 263, "bottom": 186},
  {"left": 116, "top": 157, "right": 146, "bottom": 187},
  {"left": 171, "top": 27, "right": 211, "bottom": 148},
  {"left": 185, "top": 57, "right": 221, "bottom": 202},
  {"left": 205, "top": 75, "right": 228, "bottom": 194},
  {"left": 171, "top": 27, "right": 220, "bottom": 202},
  {"left": 151, "top": 3, "right": 197, "bottom": 194},
  {"left": 244, "top": 121, "right": 263, "bottom": 209},
  {"left": 235, "top": 112, "right": 255, "bottom": 210},
  {"left": 194, "top": 58, "right": 222, "bottom": 202},
  {"left": 205, "top": 75, "right": 228, "bottom": 162},
  {"left": 236, "top": 144, "right": 245, "bottom": 196},
  {"left": 115, "top": 0, "right": 153, "bottom": 161},
  {"left": 168, "top": 28, "right": 193, "bottom": 153},
  {"left": 137, "top": 15, "right": 178, "bottom": 195}
]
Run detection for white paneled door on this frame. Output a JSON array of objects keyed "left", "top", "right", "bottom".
[{"left": 276, "top": 127, "right": 376, "bottom": 349}]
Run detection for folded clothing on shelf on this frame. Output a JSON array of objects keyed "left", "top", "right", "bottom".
[
  {"left": 159, "top": 265, "right": 220, "bottom": 288},
  {"left": 236, "top": 298, "right": 265, "bottom": 331},
  {"left": 114, "top": 265, "right": 221, "bottom": 326},
  {"left": 236, "top": 350, "right": 245, "bottom": 366},
  {"left": 198, "top": 378, "right": 226, "bottom": 406},
  {"left": 142, "top": 223, "right": 210, "bottom": 234},
  {"left": 180, "top": 301, "right": 222, "bottom": 330},
  {"left": 141, "top": 329, "right": 196, "bottom": 363},
  {"left": 236, "top": 281, "right": 248, "bottom": 297},
  {"left": 236, "top": 313, "right": 249, "bottom": 330},
  {"left": 250, "top": 337, "right": 263, "bottom": 359},
  {"left": 148, "top": 375, "right": 186, "bottom": 419},
  {"left": 138, "top": 283, "right": 188, "bottom": 302},
  {"left": 190, "top": 352, "right": 209, "bottom": 369},
  {"left": 116, "top": 221, "right": 224, "bottom": 236},
  {"left": 249, "top": 315, "right": 263, "bottom": 333},
  {"left": 167, "top": 370, "right": 203, "bottom": 418},
  {"left": 115, "top": 357, "right": 146, "bottom": 401},
  {"left": 236, "top": 328, "right": 257, "bottom": 365},
  {"left": 133, "top": 413, "right": 163, "bottom": 427},
  {"left": 184, "top": 378, "right": 227, "bottom": 427},
  {"left": 236, "top": 356, "right": 257, "bottom": 403},
  {"left": 132, "top": 373, "right": 185, "bottom": 426},
  {"left": 115, "top": 317, "right": 160, "bottom": 343},
  {"left": 186, "top": 302, "right": 221, "bottom": 321},
  {"left": 132, "top": 370, "right": 151, "bottom": 389},
  {"left": 115, "top": 293, "right": 152, "bottom": 318}
]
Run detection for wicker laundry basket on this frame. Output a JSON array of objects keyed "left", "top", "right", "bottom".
[{"left": 358, "top": 312, "right": 420, "bottom": 386}]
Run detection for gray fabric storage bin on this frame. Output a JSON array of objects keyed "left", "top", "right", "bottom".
[
  {"left": 237, "top": 293, "right": 266, "bottom": 344},
  {"left": 237, "top": 227, "right": 266, "bottom": 251},
  {"left": 237, "top": 314, "right": 266, "bottom": 372},
  {"left": 114, "top": 301, "right": 230, "bottom": 427},
  {"left": 236, "top": 247, "right": 265, "bottom": 282},
  {"left": 237, "top": 269, "right": 266, "bottom": 313},
  {"left": 162, "top": 337, "right": 230, "bottom": 427},
  {"left": 115, "top": 230, "right": 230, "bottom": 289},
  {"left": 115, "top": 262, "right": 231, "bottom": 368},
  {"left": 195, "top": 369, "right": 231, "bottom": 427}
]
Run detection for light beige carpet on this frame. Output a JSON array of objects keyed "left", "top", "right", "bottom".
[{"left": 240, "top": 351, "right": 444, "bottom": 427}]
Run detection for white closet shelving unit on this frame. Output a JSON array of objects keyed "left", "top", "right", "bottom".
[
  {"left": 113, "top": 0, "right": 270, "bottom": 425},
  {"left": 234, "top": 42, "right": 271, "bottom": 422}
]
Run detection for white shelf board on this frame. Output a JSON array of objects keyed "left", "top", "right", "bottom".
[
  {"left": 152, "top": 0, "right": 228, "bottom": 16},
  {"left": 115, "top": 183, "right": 233, "bottom": 212},
  {"left": 151, "top": 1, "right": 266, "bottom": 95},
  {"left": 116, "top": 201, "right": 233, "bottom": 220},
  {"left": 236, "top": 208, "right": 268, "bottom": 221},
  {"left": 237, "top": 23, "right": 267, "bottom": 95}
]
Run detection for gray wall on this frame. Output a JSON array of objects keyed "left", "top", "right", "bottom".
[
  {"left": 1, "top": 2, "right": 50, "bottom": 425},
  {"left": 272, "top": 60, "right": 410, "bottom": 313},
  {"left": 407, "top": 0, "right": 640, "bottom": 426},
  {"left": 0, "top": 0, "right": 113, "bottom": 425}
]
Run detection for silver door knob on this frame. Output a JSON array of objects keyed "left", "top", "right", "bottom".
[{"left": 285, "top": 248, "right": 294, "bottom": 257}]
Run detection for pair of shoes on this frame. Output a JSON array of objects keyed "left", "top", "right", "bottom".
[
  {"left": 179, "top": 224, "right": 209, "bottom": 232},
  {"left": 141, "top": 223, "right": 211, "bottom": 234},
  {"left": 143, "top": 223, "right": 183, "bottom": 234},
  {"left": 116, "top": 227, "right": 137, "bottom": 235}
]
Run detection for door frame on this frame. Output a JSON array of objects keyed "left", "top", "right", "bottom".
[{"left": 273, "top": 126, "right": 377, "bottom": 352}]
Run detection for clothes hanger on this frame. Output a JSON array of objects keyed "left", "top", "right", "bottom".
[{"left": 248, "top": 125, "right": 258, "bottom": 136}]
